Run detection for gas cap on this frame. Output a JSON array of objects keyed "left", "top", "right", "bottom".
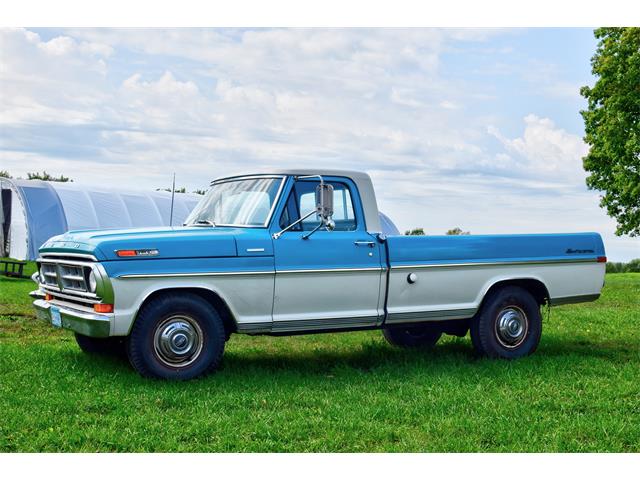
[{"left": 407, "top": 273, "right": 418, "bottom": 284}]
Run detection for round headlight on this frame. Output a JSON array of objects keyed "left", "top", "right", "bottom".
[{"left": 88, "top": 270, "right": 97, "bottom": 292}]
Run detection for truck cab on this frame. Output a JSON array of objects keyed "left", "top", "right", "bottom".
[{"left": 31, "top": 169, "right": 606, "bottom": 380}]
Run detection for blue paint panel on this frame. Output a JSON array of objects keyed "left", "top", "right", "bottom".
[
  {"left": 104, "top": 255, "right": 274, "bottom": 278},
  {"left": 235, "top": 229, "right": 274, "bottom": 257},
  {"left": 269, "top": 175, "right": 382, "bottom": 271},
  {"left": 41, "top": 226, "right": 241, "bottom": 261},
  {"left": 387, "top": 232, "right": 605, "bottom": 266}
]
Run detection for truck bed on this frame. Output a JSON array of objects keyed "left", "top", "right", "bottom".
[{"left": 383, "top": 232, "right": 606, "bottom": 323}]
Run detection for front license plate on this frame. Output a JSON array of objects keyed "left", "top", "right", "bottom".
[{"left": 50, "top": 306, "right": 62, "bottom": 328}]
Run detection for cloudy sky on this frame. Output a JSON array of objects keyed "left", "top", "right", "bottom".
[{"left": 0, "top": 27, "right": 638, "bottom": 260}]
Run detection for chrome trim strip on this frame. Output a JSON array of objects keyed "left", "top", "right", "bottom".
[
  {"left": 117, "top": 267, "right": 384, "bottom": 279},
  {"left": 39, "top": 286, "right": 100, "bottom": 303},
  {"left": 549, "top": 293, "right": 601, "bottom": 306},
  {"left": 39, "top": 252, "right": 98, "bottom": 261},
  {"left": 29, "top": 289, "right": 45, "bottom": 300},
  {"left": 276, "top": 267, "right": 383, "bottom": 274},
  {"left": 37, "top": 258, "right": 95, "bottom": 268},
  {"left": 270, "top": 315, "right": 378, "bottom": 333},
  {"left": 246, "top": 248, "right": 266, "bottom": 252},
  {"left": 386, "top": 308, "right": 477, "bottom": 323},
  {"left": 236, "top": 322, "right": 272, "bottom": 333},
  {"left": 210, "top": 174, "right": 286, "bottom": 185},
  {"left": 391, "top": 258, "right": 599, "bottom": 270},
  {"left": 117, "top": 270, "right": 274, "bottom": 279}
]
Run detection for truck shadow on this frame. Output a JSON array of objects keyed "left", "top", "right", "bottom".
[
  {"left": 219, "top": 338, "right": 638, "bottom": 378},
  {"left": 63, "top": 336, "right": 638, "bottom": 382}
]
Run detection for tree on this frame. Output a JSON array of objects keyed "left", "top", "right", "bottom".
[
  {"left": 445, "top": 227, "right": 470, "bottom": 235},
  {"left": 27, "top": 171, "right": 72, "bottom": 182},
  {"left": 581, "top": 28, "right": 640, "bottom": 237},
  {"left": 192, "top": 189, "right": 207, "bottom": 195},
  {"left": 404, "top": 227, "right": 425, "bottom": 236},
  {"left": 0, "top": 170, "right": 11, "bottom": 178}
]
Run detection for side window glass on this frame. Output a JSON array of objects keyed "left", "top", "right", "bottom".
[
  {"left": 299, "top": 182, "right": 356, "bottom": 231},
  {"left": 278, "top": 181, "right": 357, "bottom": 232},
  {"left": 279, "top": 189, "right": 299, "bottom": 230}
]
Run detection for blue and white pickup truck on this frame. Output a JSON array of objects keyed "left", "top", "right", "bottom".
[{"left": 31, "top": 169, "right": 607, "bottom": 379}]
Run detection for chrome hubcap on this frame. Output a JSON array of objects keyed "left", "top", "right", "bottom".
[
  {"left": 495, "top": 306, "right": 528, "bottom": 349},
  {"left": 153, "top": 315, "right": 204, "bottom": 367}
]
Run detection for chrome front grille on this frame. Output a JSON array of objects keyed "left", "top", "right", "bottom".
[
  {"left": 41, "top": 263, "right": 59, "bottom": 286},
  {"left": 58, "top": 264, "right": 87, "bottom": 291},
  {"left": 36, "top": 256, "right": 100, "bottom": 304}
]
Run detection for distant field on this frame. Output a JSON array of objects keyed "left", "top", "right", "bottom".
[{"left": 0, "top": 268, "right": 638, "bottom": 452}]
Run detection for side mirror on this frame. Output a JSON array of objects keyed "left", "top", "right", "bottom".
[
  {"left": 315, "top": 183, "right": 334, "bottom": 221},
  {"left": 273, "top": 176, "right": 334, "bottom": 240}
]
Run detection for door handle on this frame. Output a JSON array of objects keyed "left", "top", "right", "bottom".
[{"left": 354, "top": 241, "right": 375, "bottom": 248}]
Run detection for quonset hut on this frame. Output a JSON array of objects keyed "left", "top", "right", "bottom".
[
  {"left": 0, "top": 178, "right": 201, "bottom": 260},
  {"left": 0, "top": 177, "right": 400, "bottom": 261}
]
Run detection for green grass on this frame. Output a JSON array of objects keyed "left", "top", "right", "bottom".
[{"left": 1, "top": 267, "right": 638, "bottom": 452}]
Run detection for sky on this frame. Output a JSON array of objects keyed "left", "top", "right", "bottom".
[{"left": 0, "top": 27, "right": 638, "bottom": 261}]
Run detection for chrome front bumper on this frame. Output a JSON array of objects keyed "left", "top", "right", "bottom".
[{"left": 30, "top": 291, "right": 113, "bottom": 337}]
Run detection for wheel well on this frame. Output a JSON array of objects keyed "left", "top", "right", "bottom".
[
  {"left": 482, "top": 278, "right": 550, "bottom": 308},
  {"left": 137, "top": 287, "right": 237, "bottom": 337}
]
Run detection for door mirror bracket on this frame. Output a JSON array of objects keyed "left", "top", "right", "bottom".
[{"left": 272, "top": 175, "right": 335, "bottom": 240}]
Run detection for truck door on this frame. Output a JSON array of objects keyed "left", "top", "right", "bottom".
[{"left": 270, "top": 177, "right": 384, "bottom": 332}]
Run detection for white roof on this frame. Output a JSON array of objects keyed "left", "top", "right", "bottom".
[{"left": 214, "top": 169, "right": 382, "bottom": 232}]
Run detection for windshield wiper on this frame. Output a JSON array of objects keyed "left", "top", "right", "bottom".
[{"left": 187, "top": 219, "right": 216, "bottom": 227}]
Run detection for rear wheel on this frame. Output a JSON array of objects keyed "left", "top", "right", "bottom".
[
  {"left": 382, "top": 324, "right": 442, "bottom": 349},
  {"left": 75, "top": 333, "right": 125, "bottom": 356},
  {"left": 126, "top": 293, "right": 226, "bottom": 380},
  {"left": 470, "top": 286, "right": 542, "bottom": 359}
]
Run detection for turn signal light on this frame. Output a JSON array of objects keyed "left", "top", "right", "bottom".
[
  {"left": 94, "top": 304, "right": 114, "bottom": 313},
  {"left": 45, "top": 293, "right": 54, "bottom": 301},
  {"left": 116, "top": 249, "right": 159, "bottom": 257},
  {"left": 597, "top": 256, "right": 607, "bottom": 263}
]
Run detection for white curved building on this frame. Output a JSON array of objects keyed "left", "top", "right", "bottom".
[
  {"left": 0, "top": 178, "right": 201, "bottom": 260},
  {"left": 1, "top": 178, "right": 400, "bottom": 261}
]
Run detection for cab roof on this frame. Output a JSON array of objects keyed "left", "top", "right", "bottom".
[{"left": 212, "top": 169, "right": 382, "bottom": 233}]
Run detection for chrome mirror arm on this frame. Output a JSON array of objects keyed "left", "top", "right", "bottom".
[
  {"left": 272, "top": 210, "right": 317, "bottom": 239},
  {"left": 302, "top": 221, "right": 324, "bottom": 240}
]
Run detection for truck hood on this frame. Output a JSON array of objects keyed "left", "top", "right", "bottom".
[{"left": 39, "top": 226, "right": 241, "bottom": 261}]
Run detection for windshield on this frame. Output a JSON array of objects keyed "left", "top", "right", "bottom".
[{"left": 185, "top": 176, "right": 284, "bottom": 227}]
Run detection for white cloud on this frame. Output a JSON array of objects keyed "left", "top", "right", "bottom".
[
  {"left": 0, "top": 28, "right": 112, "bottom": 125},
  {"left": 488, "top": 114, "right": 589, "bottom": 180},
  {"left": 1, "top": 28, "right": 637, "bottom": 260}
]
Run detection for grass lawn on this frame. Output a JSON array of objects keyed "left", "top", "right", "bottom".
[{"left": 0, "top": 268, "right": 638, "bottom": 452}]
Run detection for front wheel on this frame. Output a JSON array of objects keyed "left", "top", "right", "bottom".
[
  {"left": 470, "top": 286, "right": 542, "bottom": 359},
  {"left": 126, "top": 293, "right": 226, "bottom": 380},
  {"left": 382, "top": 324, "right": 442, "bottom": 349}
]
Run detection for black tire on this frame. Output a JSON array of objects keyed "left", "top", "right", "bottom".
[
  {"left": 126, "top": 293, "right": 226, "bottom": 380},
  {"left": 75, "top": 333, "right": 126, "bottom": 356},
  {"left": 382, "top": 324, "right": 442, "bottom": 349},
  {"left": 470, "top": 286, "right": 542, "bottom": 359}
]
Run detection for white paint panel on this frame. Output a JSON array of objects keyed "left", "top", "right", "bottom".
[
  {"left": 387, "top": 262, "right": 605, "bottom": 317},
  {"left": 110, "top": 274, "right": 275, "bottom": 336},
  {"left": 273, "top": 270, "right": 383, "bottom": 325}
]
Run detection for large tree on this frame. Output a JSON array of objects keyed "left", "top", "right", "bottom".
[{"left": 580, "top": 27, "right": 640, "bottom": 236}]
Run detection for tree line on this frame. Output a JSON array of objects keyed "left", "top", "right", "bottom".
[
  {"left": 404, "top": 227, "right": 470, "bottom": 236},
  {"left": 1, "top": 170, "right": 206, "bottom": 195}
]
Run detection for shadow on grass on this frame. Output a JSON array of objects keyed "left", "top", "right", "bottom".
[
  {"left": 538, "top": 338, "right": 640, "bottom": 362},
  {"left": 54, "top": 334, "right": 638, "bottom": 386}
]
